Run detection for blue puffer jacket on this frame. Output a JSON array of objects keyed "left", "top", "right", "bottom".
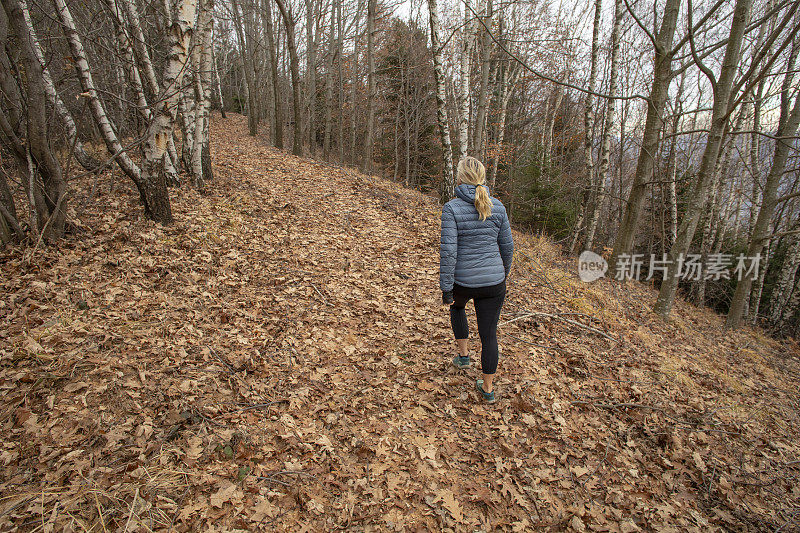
[{"left": 439, "top": 183, "right": 514, "bottom": 292}]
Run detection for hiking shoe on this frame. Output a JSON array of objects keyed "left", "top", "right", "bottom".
[
  {"left": 452, "top": 355, "right": 471, "bottom": 369},
  {"left": 475, "top": 379, "right": 496, "bottom": 403}
]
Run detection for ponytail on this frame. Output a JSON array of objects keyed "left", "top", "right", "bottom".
[
  {"left": 456, "top": 156, "right": 492, "bottom": 221},
  {"left": 474, "top": 185, "right": 492, "bottom": 221}
]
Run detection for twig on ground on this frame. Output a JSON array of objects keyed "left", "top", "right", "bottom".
[
  {"left": 502, "top": 311, "right": 616, "bottom": 342},
  {"left": 310, "top": 282, "right": 331, "bottom": 306},
  {"left": 209, "top": 347, "right": 238, "bottom": 374}
]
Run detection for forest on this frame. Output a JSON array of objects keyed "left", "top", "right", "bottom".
[
  {"left": 2, "top": 0, "right": 800, "bottom": 529},
  {"left": 2, "top": 0, "right": 800, "bottom": 333}
]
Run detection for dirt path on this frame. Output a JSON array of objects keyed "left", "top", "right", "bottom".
[{"left": 1, "top": 114, "right": 799, "bottom": 531}]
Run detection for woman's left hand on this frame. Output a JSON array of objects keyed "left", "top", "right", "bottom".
[{"left": 442, "top": 291, "right": 454, "bottom": 306}]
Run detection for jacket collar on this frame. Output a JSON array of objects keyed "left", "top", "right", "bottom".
[{"left": 455, "top": 183, "right": 489, "bottom": 202}]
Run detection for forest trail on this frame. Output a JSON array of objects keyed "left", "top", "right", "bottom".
[{"left": 2, "top": 114, "right": 800, "bottom": 531}]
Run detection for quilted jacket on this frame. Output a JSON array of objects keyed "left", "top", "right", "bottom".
[{"left": 439, "top": 183, "right": 514, "bottom": 292}]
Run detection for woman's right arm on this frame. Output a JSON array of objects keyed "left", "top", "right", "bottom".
[{"left": 439, "top": 204, "right": 457, "bottom": 296}]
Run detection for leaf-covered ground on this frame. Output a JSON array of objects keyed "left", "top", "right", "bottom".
[{"left": 2, "top": 113, "right": 799, "bottom": 532}]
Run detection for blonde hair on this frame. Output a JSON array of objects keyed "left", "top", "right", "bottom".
[{"left": 457, "top": 156, "right": 492, "bottom": 221}]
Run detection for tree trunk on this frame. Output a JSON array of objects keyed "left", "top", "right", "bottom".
[
  {"left": 139, "top": 0, "right": 199, "bottom": 224},
  {"left": 213, "top": 44, "right": 226, "bottom": 117},
  {"left": 748, "top": 224, "right": 773, "bottom": 322},
  {"left": 191, "top": 0, "right": 214, "bottom": 189},
  {"left": 363, "top": 0, "right": 376, "bottom": 172},
  {"left": 655, "top": 0, "right": 753, "bottom": 317},
  {"left": 323, "top": 0, "right": 335, "bottom": 158},
  {"left": 232, "top": 0, "right": 259, "bottom": 136},
  {"left": 53, "top": 0, "right": 143, "bottom": 186},
  {"left": 770, "top": 229, "right": 800, "bottom": 328},
  {"left": 585, "top": 0, "right": 622, "bottom": 252},
  {"left": 305, "top": 0, "right": 317, "bottom": 155},
  {"left": 5, "top": 0, "right": 67, "bottom": 240},
  {"left": 19, "top": 0, "right": 97, "bottom": 171},
  {"left": 427, "top": 0, "right": 454, "bottom": 196},
  {"left": 472, "top": 0, "right": 492, "bottom": 159},
  {"left": 609, "top": 0, "right": 681, "bottom": 273},
  {"left": 336, "top": 0, "right": 344, "bottom": 161},
  {"left": 577, "top": 0, "right": 603, "bottom": 251},
  {"left": 489, "top": 63, "right": 519, "bottom": 188},
  {"left": 457, "top": 0, "right": 474, "bottom": 161},
  {"left": 726, "top": 36, "right": 800, "bottom": 328},
  {"left": 262, "top": 0, "right": 282, "bottom": 148},
  {"left": 275, "top": 0, "right": 303, "bottom": 156}
]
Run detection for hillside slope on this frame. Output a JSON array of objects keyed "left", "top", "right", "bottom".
[{"left": 1, "top": 114, "right": 799, "bottom": 531}]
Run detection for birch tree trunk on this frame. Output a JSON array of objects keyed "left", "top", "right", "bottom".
[
  {"left": 138, "top": 0, "right": 198, "bottom": 224},
  {"left": 655, "top": 0, "right": 753, "bottom": 317},
  {"left": 213, "top": 43, "right": 226, "bottom": 117},
  {"left": 585, "top": 0, "right": 622, "bottom": 252},
  {"left": 275, "top": 0, "right": 303, "bottom": 156},
  {"left": 489, "top": 62, "right": 519, "bottom": 187},
  {"left": 663, "top": 73, "right": 686, "bottom": 249},
  {"left": 472, "top": 0, "right": 492, "bottom": 159},
  {"left": 575, "top": 0, "right": 603, "bottom": 251},
  {"left": 457, "top": 0, "right": 474, "bottom": 161},
  {"left": 770, "top": 230, "right": 800, "bottom": 327},
  {"left": 427, "top": 0, "right": 454, "bottom": 196},
  {"left": 749, "top": 223, "right": 773, "bottom": 322},
  {"left": 53, "top": 0, "right": 143, "bottom": 186},
  {"left": 726, "top": 36, "right": 800, "bottom": 328},
  {"left": 191, "top": 0, "right": 214, "bottom": 189},
  {"left": 121, "top": 0, "right": 181, "bottom": 173},
  {"left": 19, "top": 0, "right": 97, "bottom": 172},
  {"left": 609, "top": 0, "right": 681, "bottom": 272}
]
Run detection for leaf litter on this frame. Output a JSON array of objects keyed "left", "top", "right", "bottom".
[{"left": 0, "top": 113, "right": 799, "bottom": 531}]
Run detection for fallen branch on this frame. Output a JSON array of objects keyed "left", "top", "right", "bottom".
[{"left": 501, "top": 311, "right": 616, "bottom": 342}]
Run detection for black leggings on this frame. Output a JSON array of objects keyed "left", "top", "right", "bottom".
[{"left": 449, "top": 280, "right": 506, "bottom": 375}]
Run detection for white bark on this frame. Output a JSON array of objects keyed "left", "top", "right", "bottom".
[
  {"left": 427, "top": 0, "right": 454, "bottom": 195},
  {"left": 457, "top": 0, "right": 474, "bottom": 161},
  {"left": 191, "top": 0, "right": 213, "bottom": 188},
  {"left": 53, "top": 0, "right": 142, "bottom": 183},
  {"left": 655, "top": 0, "right": 753, "bottom": 317},
  {"left": 770, "top": 230, "right": 800, "bottom": 327},
  {"left": 139, "top": 0, "right": 199, "bottom": 223},
  {"left": 585, "top": 0, "right": 622, "bottom": 252},
  {"left": 20, "top": 0, "right": 96, "bottom": 170}
]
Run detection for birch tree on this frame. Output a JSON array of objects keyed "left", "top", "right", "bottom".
[
  {"left": 52, "top": 0, "right": 144, "bottom": 189},
  {"left": 654, "top": 0, "right": 754, "bottom": 317},
  {"left": 585, "top": 0, "right": 622, "bottom": 252},
  {"left": 574, "top": 0, "right": 603, "bottom": 251},
  {"left": 138, "top": 0, "right": 199, "bottom": 223},
  {"left": 726, "top": 35, "right": 800, "bottom": 328},
  {"left": 457, "top": 0, "right": 474, "bottom": 161},
  {"left": 608, "top": 0, "right": 681, "bottom": 271},
  {"left": 427, "top": 0, "right": 454, "bottom": 196}
]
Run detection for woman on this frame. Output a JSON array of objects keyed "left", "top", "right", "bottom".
[{"left": 440, "top": 156, "right": 514, "bottom": 403}]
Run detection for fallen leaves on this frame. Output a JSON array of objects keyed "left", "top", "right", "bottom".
[{"left": 0, "top": 113, "right": 798, "bottom": 531}]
